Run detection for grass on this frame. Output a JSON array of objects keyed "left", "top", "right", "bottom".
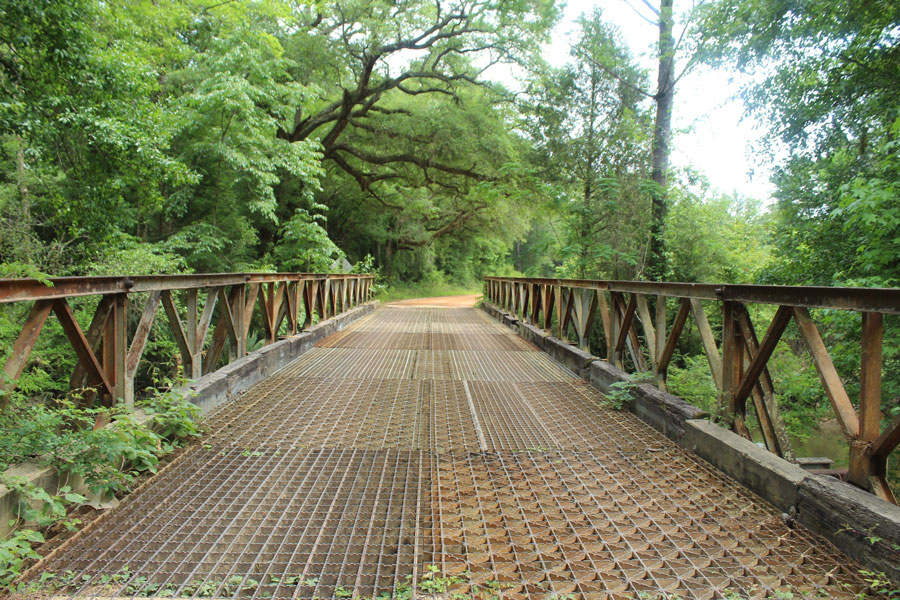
[{"left": 375, "top": 280, "right": 483, "bottom": 303}]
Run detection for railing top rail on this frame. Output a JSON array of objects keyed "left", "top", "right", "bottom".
[
  {"left": 0, "top": 273, "right": 375, "bottom": 304},
  {"left": 483, "top": 276, "right": 900, "bottom": 314}
]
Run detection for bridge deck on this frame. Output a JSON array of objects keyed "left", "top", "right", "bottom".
[{"left": 29, "top": 306, "right": 869, "bottom": 599}]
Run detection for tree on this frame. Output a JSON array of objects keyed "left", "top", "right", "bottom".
[
  {"left": 277, "top": 0, "right": 557, "bottom": 183},
  {"left": 0, "top": 0, "right": 191, "bottom": 272},
  {"left": 578, "top": 0, "right": 704, "bottom": 280},
  {"left": 648, "top": 0, "right": 675, "bottom": 281},
  {"left": 521, "top": 11, "right": 653, "bottom": 279},
  {"left": 697, "top": 0, "right": 900, "bottom": 287},
  {"left": 665, "top": 169, "right": 771, "bottom": 283}
]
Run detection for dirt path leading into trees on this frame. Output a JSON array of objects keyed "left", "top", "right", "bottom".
[{"left": 386, "top": 294, "right": 480, "bottom": 307}]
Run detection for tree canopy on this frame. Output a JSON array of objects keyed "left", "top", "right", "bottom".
[{"left": 0, "top": 0, "right": 896, "bottom": 293}]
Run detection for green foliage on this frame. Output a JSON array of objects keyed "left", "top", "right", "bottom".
[
  {"left": 0, "top": 475, "right": 87, "bottom": 588},
  {"left": 0, "top": 529, "right": 43, "bottom": 589},
  {"left": 0, "top": 388, "right": 201, "bottom": 496},
  {"left": 833, "top": 118, "right": 900, "bottom": 287},
  {"left": 274, "top": 205, "right": 345, "bottom": 272},
  {"left": 602, "top": 372, "right": 654, "bottom": 411},
  {"left": 519, "top": 10, "right": 652, "bottom": 280},
  {"left": 0, "top": 384, "right": 200, "bottom": 591},
  {"left": 2, "top": 477, "right": 86, "bottom": 530},
  {"left": 667, "top": 355, "right": 719, "bottom": 414},
  {"left": 767, "top": 341, "right": 830, "bottom": 442},
  {"left": 858, "top": 570, "right": 900, "bottom": 599},
  {"left": 665, "top": 173, "right": 772, "bottom": 284}
]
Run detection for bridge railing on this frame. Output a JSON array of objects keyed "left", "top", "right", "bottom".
[
  {"left": 0, "top": 273, "right": 374, "bottom": 408},
  {"left": 484, "top": 276, "right": 900, "bottom": 504}
]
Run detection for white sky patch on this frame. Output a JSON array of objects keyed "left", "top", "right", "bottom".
[{"left": 486, "top": 0, "right": 778, "bottom": 203}]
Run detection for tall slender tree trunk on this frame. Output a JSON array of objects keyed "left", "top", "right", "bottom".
[
  {"left": 384, "top": 239, "right": 394, "bottom": 279},
  {"left": 15, "top": 136, "right": 30, "bottom": 222},
  {"left": 648, "top": 0, "right": 675, "bottom": 281}
]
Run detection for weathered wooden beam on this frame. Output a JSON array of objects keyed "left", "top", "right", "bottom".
[
  {"left": 733, "top": 305, "right": 791, "bottom": 409},
  {"left": 125, "top": 291, "right": 161, "bottom": 403},
  {"left": 859, "top": 312, "right": 883, "bottom": 444},
  {"left": 636, "top": 294, "right": 656, "bottom": 372},
  {"left": 68, "top": 296, "right": 114, "bottom": 391},
  {"left": 186, "top": 289, "right": 199, "bottom": 363},
  {"left": 614, "top": 294, "right": 637, "bottom": 355},
  {"left": 735, "top": 305, "right": 793, "bottom": 459},
  {"left": 608, "top": 292, "right": 621, "bottom": 365},
  {"left": 654, "top": 296, "right": 666, "bottom": 367},
  {"left": 792, "top": 306, "right": 860, "bottom": 439},
  {"left": 303, "top": 280, "right": 320, "bottom": 328},
  {"left": 197, "top": 289, "right": 218, "bottom": 349},
  {"left": 656, "top": 298, "right": 691, "bottom": 382},
  {"left": 103, "top": 294, "right": 127, "bottom": 402},
  {"left": 558, "top": 287, "right": 573, "bottom": 341},
  {"left": 52, "top": 299, "right": 114, "bottom": 402},
  {"left": 482, "top": 277, "right": 900, "bottom": 313},
  {"left": 269, "top": 282, "right": 289, "bottom": 340},
  {"left": 541, "top": 285, "right": 555, "bottom": 331},
  {"left": 0, "top": 300, "right": 53, "bottom": 405},
  {"left": 690, "top": 299, "right": 723, "bottom": 391},
  {"left": 571, "top": 288, "right": 597, "bottom": 351},
  {"left": 596, "top": 291, "right": 612, "bottom": 358},
  {"left": 204, "top": 286, "right": 242, "bottom": 373},
  {"left": 849, "top": 312, "right": 885, "bottom": 488},
  {"left": 871, "top": 475, "right": 897, "bottom": 505},
  {"left": 873, "top": 415, "right": 900, "bottom": 460},
  {"left": 626, "top": 312, "right": 647, "bottom": 373},
  {"left": 720, "top": 301, "right": 738, "bottom": 419},
  {"left": 161, "top": 290, "right": 192, "bottom": 371}
]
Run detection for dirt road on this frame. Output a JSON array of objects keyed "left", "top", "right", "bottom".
[{"left": 386, "top": 294, "right": 480, "bottom": 308}]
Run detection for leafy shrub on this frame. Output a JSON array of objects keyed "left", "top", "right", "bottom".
[
  {"left": 666, "top": 354, "right": 719, "bottom": 414},
  {"left": 0, "top": 387, "right": 201, "bottom": 589}
]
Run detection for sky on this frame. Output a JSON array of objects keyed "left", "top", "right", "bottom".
[{"left": 503, "top": 0, "right": 779, "bottom": 202}]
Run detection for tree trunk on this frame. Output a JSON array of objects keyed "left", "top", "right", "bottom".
[
  {"left": 384, "top": 239, "right": 394, "bottom": 280},
  {"left": 15, "top": 136, "right": 31, "bottom": 224},
  {"left": 648, "top": 0, "right": 675, "bottom": 281}
]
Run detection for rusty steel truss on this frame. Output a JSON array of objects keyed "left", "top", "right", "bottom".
[
  {"left": 0, "top": 273, "right": 374, "bottom": 408},
  {"left": 483, "top": 276, "right": 900, "bottom": 505},
  {"left": 21, "top": 306, "right": 871, "bottom": 600}
]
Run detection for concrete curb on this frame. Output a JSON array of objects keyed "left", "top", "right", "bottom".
[
  {"left": 0, "top": 301, "right": 379, "bottom": 535},
  {"left": 797, "top": 475, "right": 900, "bottom": 581},
  {"left": 480, "top": 301, "right": 900, "bottom": 582},
  {"left": 684, "top": 418, "right": 807, "bottom": 512}
]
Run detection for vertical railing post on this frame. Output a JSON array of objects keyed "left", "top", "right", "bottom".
[
  {"left": 103, "top": 293, "right": 128, "bottom": 405},
  {"left": 186, "top": 290, "right": 200, "bottom": 378},
  {"left": 654, "top": 295, "right": 667, "bottom": 389},
  {"left": 849, "top": 312, "right": 883, "bottom": 489},
  {"left": 722, "top": 300, "right": 752, "bottom": 439},
  {"left": 608, "top": 292, "right": 619, "bottom": 365}
]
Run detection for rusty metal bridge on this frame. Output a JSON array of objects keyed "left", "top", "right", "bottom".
[{"left": 1, "top": 274, "right": 898, "bottom": 599}]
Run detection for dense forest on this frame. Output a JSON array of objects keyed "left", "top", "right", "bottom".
[
  {"left": 1, "top": 0, "right": 897, "bottom": 291},
  {"left": 0, "top": 0, "right": 899, "bottom": 582}
]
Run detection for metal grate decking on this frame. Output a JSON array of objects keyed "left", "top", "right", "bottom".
[{"left": 25, "top": 306, "right": 876, "bottom": 599}]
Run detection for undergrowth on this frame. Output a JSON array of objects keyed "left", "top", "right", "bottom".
[
  {"left": 0, "top": 384, "right": 202, "bottom": 591},
  {"left": 18, "top": 565, "right": 900, "bottom": 599}
]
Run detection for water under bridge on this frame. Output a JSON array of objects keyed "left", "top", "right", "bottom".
[{"left": 1, "top": 274, "right": 898, "bottom": 599}]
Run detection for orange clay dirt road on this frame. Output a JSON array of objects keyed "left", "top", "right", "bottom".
[{"left": 386, "top": 294, "right": 480, "bottom": 308}]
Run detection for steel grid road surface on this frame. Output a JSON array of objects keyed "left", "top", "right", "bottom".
[{"left": 25, "top": 306, "right": 874, "bottom": 599}]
